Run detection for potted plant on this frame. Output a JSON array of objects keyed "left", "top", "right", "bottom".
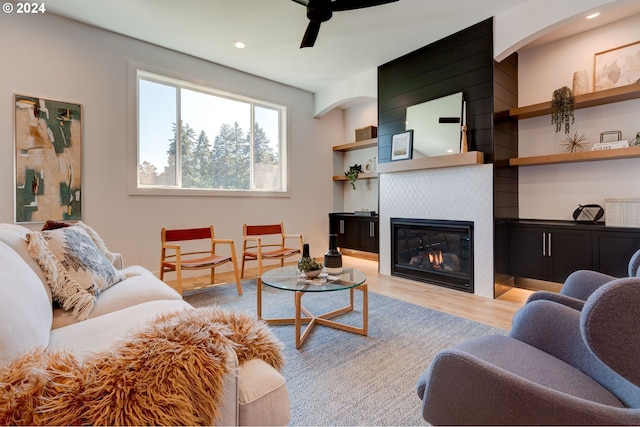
[
  {"left": 551, "top": 86, "right": 575, "bottom": 134},
  {"left": 298, "top": 244, "right": 323, "bottom": 278},
  {"left": 344, "top": 164, "right": 363, "bottom": 190}
]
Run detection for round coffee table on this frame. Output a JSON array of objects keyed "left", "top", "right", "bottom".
[{"left": 260, "top": 266, "right": 368, "bottom": 348}]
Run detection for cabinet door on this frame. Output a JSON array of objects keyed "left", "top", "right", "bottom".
[
  {"left": 344, "top": 217, "right": 360, "bottom": 250},
  {"left": 329, "top": 215, "right": 347, "bottom": 249},
  {"left": 358, "top": 219, "right": 378, "bottom": 253},
  {"left": 509, "top": 226, "right": 547, "bottom": 280},
  {"left": 547, "top": 229, "right": 592, "bottom": 283},
  {"left": 593, "top": 230, "right": 640, "bottom": 277}
]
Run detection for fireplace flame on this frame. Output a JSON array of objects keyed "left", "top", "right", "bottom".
[{"left": 428, "top": 250, "right": 443, "bottom": 268}]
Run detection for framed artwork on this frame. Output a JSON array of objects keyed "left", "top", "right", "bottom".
[
  {"left": 594, "top": 41, "right": 640, "bottom": 91},
  {"left": 391, "top": 130, "right": 413, "bottom": 161},
  {"left": 14, "top": 95, "right": 83, "bottom": 223}
]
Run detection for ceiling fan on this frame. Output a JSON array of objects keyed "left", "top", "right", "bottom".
[{"left": 292, "top": 0, "right": 399, "bottom": 48}]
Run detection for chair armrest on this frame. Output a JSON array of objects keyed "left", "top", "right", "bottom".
[
  {"left": 510, "top": 300, "right": 587, "bottom": 366},
  {"left": 212, "top": 238, "right": 234, "bottom": 245},
  {"left": 509, "top": 299, "right": 631, "bottom": 396},
  {"left": 526, "top": 291, "right": 585, "bottom": 311},
  {"left": 283, "top": 233, "right": 302, "bottom": 239},
  {"left": 417, "top": 346, "right": 640, "bottom": 425},
  {"left": 582, "top": 277, "right": 640, "bottom": 387},
  {"left": 561, "top": 269, "right": 616, "bottom": 300}
]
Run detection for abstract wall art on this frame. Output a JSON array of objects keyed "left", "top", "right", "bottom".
[
  {"left": 594, "top": 41, "right": 640, "bottom": 91},
  {"left": 14, "top": 95, "right": 82, "bottom": 223}
]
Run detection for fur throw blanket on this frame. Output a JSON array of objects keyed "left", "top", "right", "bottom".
[{"left": 0, "top": 307, "right": 284, "bottom": 426}]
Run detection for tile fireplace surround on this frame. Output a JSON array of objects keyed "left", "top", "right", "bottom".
[{"left": 379, "top": 164, "right": 494, "bottom": 298}]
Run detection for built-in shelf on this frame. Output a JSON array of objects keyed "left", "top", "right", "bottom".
[
  {"left": 509, "top": 83, "right": 640, "bottom": 119},
  {"left": 332, "top": 172, "right": 378, "bottom": 181},
  {"left": 509, "top": 146, "right": 640, "bottom": 166},
  {"left": 377, "top": 151, "right": 484, "bottom": 174},
  {"left": 332, "top": 138, "right": 377, "bottom": 152}
]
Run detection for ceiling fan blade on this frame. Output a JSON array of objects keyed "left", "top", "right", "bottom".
[
  {"left": 331, "top": 0, "right": 399, "bottom": 12},
  {"left": 291, "top": 0, "right": 309, "bottom": 6},
  {"left": 300, "top": 20, "right": 322, "bottom": 48}
]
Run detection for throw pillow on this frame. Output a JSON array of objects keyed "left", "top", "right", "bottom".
[
  {"left": 27, "top": 226, "right": 125, "bottom": 320},
  {"left": 74, "top": 221, "right": 119, "bottom": 265},
  {"left": 41, "top": 220, "right": 119, "bottom": 265}
]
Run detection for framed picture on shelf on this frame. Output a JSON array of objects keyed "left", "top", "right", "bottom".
[
  {"left": 14, "top": 94, "right": 83, "bottom": 223},
  {"left": 391, "top": 130, "right": 413, "bottom": 161},
  {"left": 594, "top": 41, "right": 640, "bottom": 91}
]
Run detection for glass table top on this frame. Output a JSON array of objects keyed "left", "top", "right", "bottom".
[{"left": 261, "top": 266, "right": 366, "bottom": 292}]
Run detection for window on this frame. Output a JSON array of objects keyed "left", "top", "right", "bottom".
[{"left": 136, "top": 70, "right": 287, "bottom": 194}]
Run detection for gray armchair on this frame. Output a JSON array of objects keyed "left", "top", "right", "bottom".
[
  {"left": 527, "top": 248, "right": 640, "bottom": 310},
  {"left": 416, "top": 277, "right": 640, "bottom": 425}
]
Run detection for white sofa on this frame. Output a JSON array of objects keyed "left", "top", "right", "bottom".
[{"left": 0, "top": 223, "right": 290, "bottom": 426}]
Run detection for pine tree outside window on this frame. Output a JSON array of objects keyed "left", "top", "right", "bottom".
[{"left": 137, "top": 70, "right": 286, "bottom": 194}]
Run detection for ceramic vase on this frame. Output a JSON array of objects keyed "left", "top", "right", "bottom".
[{"left": 324, "top": 234, "right": 343, "bottom": 274}]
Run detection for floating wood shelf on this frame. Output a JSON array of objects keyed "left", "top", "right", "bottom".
[
  {"left": 333, "top": 172, "right": 378, "bottom": 181},
  {"left": 333, "top": 138, "right": 377, "bottom": 152},
  {"left": 377, "top": 151, "right": 484, "bottom": 174},
  {"left": 509, "top": 146, "right": 640, "bottom": 166},
  {"left": 509, "top": 83, "right": 640, "bottom": 119}
]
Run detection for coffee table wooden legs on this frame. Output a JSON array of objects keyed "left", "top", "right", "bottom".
[{"left": 257, "top": 280, "right": 368, "bottom": 348}]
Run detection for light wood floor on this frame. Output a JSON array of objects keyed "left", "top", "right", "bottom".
[{"left": 171, "top": 255, "right": 533, "bottom": 331}]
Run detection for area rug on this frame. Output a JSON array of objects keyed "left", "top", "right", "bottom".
[{"left": 184, "top": 280, "right": 507, "bottom": 426}]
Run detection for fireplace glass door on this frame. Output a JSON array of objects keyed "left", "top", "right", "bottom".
[{"left": 391, "top": 218, "right": 473, "bottom": 293}]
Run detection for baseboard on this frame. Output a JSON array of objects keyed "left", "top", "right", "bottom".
[
  {"left": 339, "top": 248, "right": 379, "bottom": 262},
  {"left": 514, "top": 277, "right": 562, "bottom": 293}
]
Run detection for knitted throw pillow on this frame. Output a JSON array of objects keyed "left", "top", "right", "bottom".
[{"left": 27, "top": 226, "right": 125, "bottom": 320}]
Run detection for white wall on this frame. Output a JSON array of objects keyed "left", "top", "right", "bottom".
[
  {"left": 0, "top": 12, "right": 343, "bottom": 272},
  {"left": 517, "top": 13, "right": 640, "bottom": 220},
  {"left": 337, "top": 100, "right": 379, "bottom": 213}
]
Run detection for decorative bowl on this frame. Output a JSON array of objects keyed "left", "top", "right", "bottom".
[{"left": 303, "top": 269, "right": 322, "bottom": 278}]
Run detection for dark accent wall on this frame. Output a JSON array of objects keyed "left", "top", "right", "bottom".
[
  {"left": 376, "top": 18, "right": 520, "bottom": 298},
  {"left": 378, "top": 18, "right": 495, "bottom": 162},
  {"left": 493, "top": 54, "right": 519, "bottom": 296}
]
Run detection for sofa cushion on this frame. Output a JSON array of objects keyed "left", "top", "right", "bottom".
[
  {"left": 0, "top": 241, "right": 52, "bottom": 367},
  {"left": 0, "top": 223, "right": 52, "bottom": 303},
  {"left": 27, "top": 226, "right": 126, "bottom": 320},
  {"left": 49, "top": 299, "right": 193, "bottom": 361},
  {"left": 52, "top": 265, "right": 182, "bottom": 329}
]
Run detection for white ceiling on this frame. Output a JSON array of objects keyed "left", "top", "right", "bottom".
[{"left": 45, "top": 0, "right": 640, "bottom": 96}]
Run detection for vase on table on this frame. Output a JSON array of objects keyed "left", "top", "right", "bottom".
[{"left": 324, "top": 234, "right": 343, "bottom": 274}]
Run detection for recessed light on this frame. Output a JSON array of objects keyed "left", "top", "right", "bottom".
[
  {"left": 234, "top": 41, "right": 246, "bottom": 49},
  {"left": 586, "top": 12, "right": 600, "bottom": 19}
]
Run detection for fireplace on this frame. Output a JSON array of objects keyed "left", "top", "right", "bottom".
[{"left": 391, "top": 218, "right": 474, "bottom": 293}]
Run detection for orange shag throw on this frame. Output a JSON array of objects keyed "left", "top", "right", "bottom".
[{"left": 0, "top": 307, "right": 284, "bottom": 426}]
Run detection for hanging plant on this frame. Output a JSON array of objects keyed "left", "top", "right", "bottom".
[
  {"left": 344, "top": 164, "right": 363, "bottom": 190},
  {"left": 551, "top": 86, "right": 575, "bottom": 134}
]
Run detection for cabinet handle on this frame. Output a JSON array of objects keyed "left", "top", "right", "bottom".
[
  {"left": 542, "top": 232, "right": 546, "bottom": 256},
  {"left": 548, "top": 233, "right": 552, "bottom": 257},
  {"left": 340, "top": 220, "right": 344, "bottom": 234},
  {"left": 370, "top": 221, "right": 375, "bottom": 237}
]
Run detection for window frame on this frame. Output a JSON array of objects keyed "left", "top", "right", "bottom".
[{"left": 129, "top": 65, "right": 289, "bottom": 198}]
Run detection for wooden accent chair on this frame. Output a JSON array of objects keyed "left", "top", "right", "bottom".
[
  {"left": 160, "top": 226, "right": 242, "bottom": 295},
  {"left": 241, "top": 223, "right": 304, "bottom": 279}
]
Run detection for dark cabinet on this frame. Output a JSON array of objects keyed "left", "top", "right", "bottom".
[
  {"left": 509, "top": 224, "right": 592, "bottom": 283},
  {"left": 509, "top": 220, "right": 640, "bottom": 283},
  {"left": 329, "top": 213, "right": 379, "bottom": 254},
  {"left": 593, "top": 230, "right": 640, "bottom": 277}
]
